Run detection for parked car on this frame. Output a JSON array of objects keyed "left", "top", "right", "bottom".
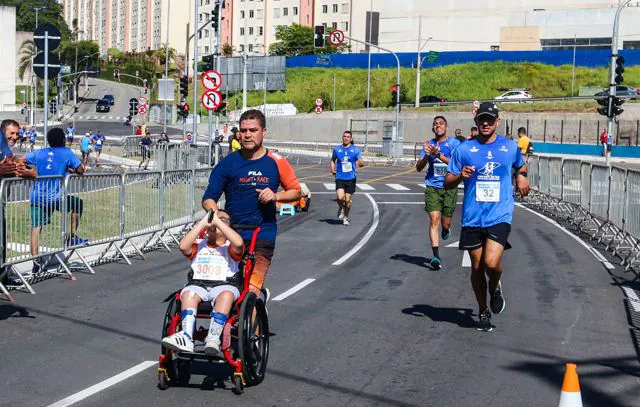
[
  {"left": 103, "top": 94, "right": 115, "bottom": 105},
  {"left": 495, "top": 89, "right": 533, "bottom": 101},
  {"left": 594, "top": 86, "right": 640, "bottom": 100},
  {"left": 96, "top": 99, "right": 111, "bottom": 113},
  {"left": 420, "top": 95, "right": 448, "bottom": 104}
]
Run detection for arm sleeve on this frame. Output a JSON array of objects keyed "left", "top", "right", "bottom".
[
  {"left": 447, "top": 148, "right": 462, "bottom": 175},
  {"left": 68, "top": 150, "right": 82, "bottom": 169},
  {"left": 0, "top": 137, "right": 13, "bottom": 158},
  {"left": 331, "top": 148, "right": 337, "bottom": 162},
  {"left": 188, "top": 242, "right": 199, "bottom": 260},
  {"left": 356, "top": 148, "right": 363, "bottom": 160},
  {"left": 202, "top": 161, "right": 225, "bottom": 202},
  {"left": 271, "top": 152, "right": 300, "bottom": 191},
  {"left": 25, "top": 151, "right": 36, "bottom": 165}
]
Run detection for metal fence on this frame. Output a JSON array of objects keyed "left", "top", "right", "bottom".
[
  {"left": 121, "top": 137, "right": 210, "bottom": 170},
  {"left": 0, "top": 167, "right": 214, "bottom": 301},
  {"left": 527, "top": 155, "right": 640, "bottom": 272}
]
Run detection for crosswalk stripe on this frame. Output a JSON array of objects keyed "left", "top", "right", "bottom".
[
  {"left": 323, "top": 183, "right": 334, "bottom": 190},
  {"left": 462, "top": 251, "right": 471, "bottom": 267},
  {"left": 357, "top": 184, "right": 375, "bottom": 191},
  {"left": 446, "top": 240, "right": 459, "bottom": 248},
  {"left": 416, "top": 184, "right": 425, "bottom": 188},
  {"left": 387, "top": 184, "right": 410, "bottom": 191}
]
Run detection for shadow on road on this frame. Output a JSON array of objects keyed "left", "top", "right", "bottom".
[
  {"left": 319, "top": 218, "right": 343, "bottom": 225},
  {"left": 401, "top": 304, "right": 476, "bottom": 328},
  {"left": 390, "top": 253, "right": 430, "bottom": 268},
  {"left": 0, "top": 304, "right": 36, "bottom": 320}
]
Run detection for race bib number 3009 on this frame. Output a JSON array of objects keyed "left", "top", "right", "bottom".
[{"left": 476, "top": 181, "right": 500, "bottom": 202}]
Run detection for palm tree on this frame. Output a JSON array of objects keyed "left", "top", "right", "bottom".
[{"left": 17, "top": 39, "right": 37, "bottom": 82}]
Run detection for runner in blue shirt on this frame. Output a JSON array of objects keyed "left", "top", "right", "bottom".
[
  {"left": 18, "top": 124, "right": 27, "bottom": 151},
  {"left": 416, "top": 116, "right": 460, "bottom": 270},
  {"left": 445, "top": 102, "right": 530, "bottom": 332},
  {"left": 28, "top": 127, "right": 38, "bottom": 152},
  {"left": 92, "top": 131, "right": 106, "bottom": 166},
  {"left": 330, "top": 131, "right": 364, "bottom": 226},
  {"left": 80, "top": 132, "right": 92, "bottom": 166},
  {"left": 24, "top": 128, "right": 87, "bottom": 275},
  {"left": 65, "top": 122, "right": 76, "bottom": 147}
]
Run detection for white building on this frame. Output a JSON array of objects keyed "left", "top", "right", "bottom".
[{"left": 0, "top": 6, "right": 17, "bottom": 107}]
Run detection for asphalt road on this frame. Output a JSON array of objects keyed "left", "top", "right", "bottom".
[
  {"left": 75, "top": 78, "right": 144, "bottom": 121},
  {"left": 1, "top": 165, "right": 639, "bottom": 406}
]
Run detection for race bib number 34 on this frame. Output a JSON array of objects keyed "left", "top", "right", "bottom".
[
  {"left": 476, "top": 181, "right": 500, "bottom": 202},
  {"left": 191, "top": 255, "right": 228, "bottom": 281}
]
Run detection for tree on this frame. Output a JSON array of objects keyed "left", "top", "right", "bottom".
[
  {"left": 2, "top": 0, "right": 71, "bottom": 40},
  {"left": 17, "top": 39, "right": 36, "bottom": 82},
  {"left": 222, "top": 43, "right": 233, "bottom": 57},
  {"left": 59, "top": 40, "right": 100, "bottom": 71},
  {"left": 107, "top": 48, "right": 123, "bottom": 62},
  {"left": 269, "top": 24, "right": 347, "bottom": 57}
]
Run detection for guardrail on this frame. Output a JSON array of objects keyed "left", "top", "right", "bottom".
[
  {"left": 0, "top": 167, "right": 215, "bottom": 301},
  {"left": 120, "top": 137, "right": 214, "bottom": 170},
  {"left": 526, "top": 155, "right": 640, "bottom": 272}
]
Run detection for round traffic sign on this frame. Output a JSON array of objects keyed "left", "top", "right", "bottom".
[
  {"left": 34, "top": 24, "right": 61, "bottom": 52},
  {"left": 315, "top": 97, "right": 323, "bottom": 107},
  {"left": 202, "top": 70, "right": 222, "bottom": 91},
  {"left": 329, "top": 29, "right": 345, "bottom": 46},
  {"left": 201, "top": 90, "right": 222, "bottom": 111},
  {"left": 139, "top": 96, "right": 147, "bottom": 106},
  {"left": 138, "top": 105, "right": 147, "bottom": 114},
  {"left": 33, "top": 52, "right": 60, "bottom": 79},
  {"left": 315, "top": 106, "right": 323, "bottom": 115}
]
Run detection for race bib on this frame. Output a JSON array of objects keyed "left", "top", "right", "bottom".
[
  {"left": 191, "top": 255, "right": 229, "bottom": 281},
  {"left": 433, "top": 163, "right": 447, "bottom": 177},
  {"left": 96, "top": 139, "right": 103, "bottom": 145},
  {"left": 476, "top": 181, "right": 500, "bottom": 202},
  {"left": 341, "top": 161, "right": 353, "bottom": 173}
]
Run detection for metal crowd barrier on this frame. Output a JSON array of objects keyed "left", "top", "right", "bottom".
[
  {"left": 526, "top": 155, "right": 640, "bottom": 272},
  {"left": 0, "top": 167, "right": 215, "bottom": 301}
]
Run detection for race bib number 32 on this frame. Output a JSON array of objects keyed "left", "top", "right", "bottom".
[{"left": 476, "top": 181, "right": 500, "bottom": 202}]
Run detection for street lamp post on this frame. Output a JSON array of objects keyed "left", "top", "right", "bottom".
[
  {"left": 163, "top": 0, "right": 171, "bottom": 133},
  {"left": 33, "top": 7, "right": 44, "bottom": 28},
  {"left": 415, "top": 16, "right": 432, "bottom": 108}
]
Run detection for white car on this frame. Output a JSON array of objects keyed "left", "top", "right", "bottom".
[{"left": 494, "top": 90, "right": 533, "bottom": 102}]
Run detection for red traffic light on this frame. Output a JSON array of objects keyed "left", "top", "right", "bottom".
[{"left": 391, "top": 85, "right": 398, "bottom": 92}]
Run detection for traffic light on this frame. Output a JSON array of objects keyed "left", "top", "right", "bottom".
[
  {"left": 597, "top": 95, "right": 625, "bottom": 118},
  {"left": 615, "top": 55, "right": 625, "bottom": 85},
  {"left": 314, "top": 25, "right": 325, "bottom": 48},
  {"left": 180, "top": 76, "right": 188, "bottom": 98},
  {"left": 390, "top": 85, "right": 398, "bottom": 107},
  {"left": 612, "top": 96, "right": 625, "bottom": 117},
  {"left": 49, "top": 103, "right": 56, "bottom": 114},
  {"left": 177, "top": 104, "right": 183, "bottom": 120},
  {"left": 215, "top": 93, "right": 227, "bottom": 112},
  {"left": 597, "top": 95, "right": 609, "bottom": 117},
  {"left": 212, "top": 6, "right": 220, "bottom": 31},
  {"left": 202, "top": 54, "right": 214, "bottom": 71}
]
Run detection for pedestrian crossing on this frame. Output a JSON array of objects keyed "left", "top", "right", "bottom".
[
  {"left": 75, "top": 116, "right": 126, "bottom": 121},
  {"left": 305, "top": 182, "right": 429, "bottom": 193}
]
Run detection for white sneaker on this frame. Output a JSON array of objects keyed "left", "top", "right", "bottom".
[
  {"left": 337, "top": 207, "right": 344, "bottom": 220},
  {"left": 204, "top": 335, "right": 222, "bottom": 356},
  {"left": 343, "top": 218, "right": 350, "bottom": 226},
  {"left": 162, "top": 331, "right": 194, "bottom": 353}
]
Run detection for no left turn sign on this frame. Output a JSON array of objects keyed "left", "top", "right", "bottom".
[
  {"left": 201, "top": 90, "right": 222, "bottom": 111},
  {"left": 329, "top": 29, "right": 345, "bottom": 46},
  {"left": 202, "top": 70, "right": 222, "bottom": 91}
]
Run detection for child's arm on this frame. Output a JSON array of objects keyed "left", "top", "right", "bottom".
[
  {"left": 212, "top": 211, "right": 244, "bottom": 255},
  {"left": 179, "top": 213, "right": 210, "bottom": 256}
]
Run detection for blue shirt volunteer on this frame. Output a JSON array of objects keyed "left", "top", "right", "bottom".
[
  {"left": 331, "top": 145, "right": 362, "bottom": 181},
  {"left": 420, "top": 137, "right": 460, "bottom": 189},
  {"left": 26, "top": 147, "right": 82, "bottom": 205},
  {"left": 66, "top": 127, "right": 76, "bottom": 138},
  {"left": 448, "top": 136, "right": 524, "bottom": 227}
]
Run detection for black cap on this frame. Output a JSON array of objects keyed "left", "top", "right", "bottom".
[{"left": 475, "top": 102, "right": 499, "bottom": 119}]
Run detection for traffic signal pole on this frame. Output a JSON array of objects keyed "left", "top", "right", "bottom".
[
  {"left": 607, "top": 0, "right": 631, "bottom": 166},
  {"left": 192, "top": 0, "right": 200, "bottom": 138}
]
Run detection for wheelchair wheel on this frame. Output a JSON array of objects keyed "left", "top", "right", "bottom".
[
  {"left": 238, "top": 292, "right": 269, "bottom": 387},
  {"left": 160, "top": 295, "right": 180, "bottom": 387}
]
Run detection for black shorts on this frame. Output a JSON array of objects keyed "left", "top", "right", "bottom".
[
  {"left": 335, "top": 179, "right": 356, "bottom": 194},
  {"left": 459, "top": 223, "right": 512, "bottom": 250}
]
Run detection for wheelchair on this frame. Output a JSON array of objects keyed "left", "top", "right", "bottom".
[{"left": 158, "top": 226, "right": 269, "bottom": 395}]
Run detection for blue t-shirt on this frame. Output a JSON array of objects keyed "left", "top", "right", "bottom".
[
  {"left": 202, "top": 149, "right": 300, "bottom": 242},
  {"left": 28, "top": 130, "right": 37, "bottom": 143},
  {"left": 80, "top": 136, "right": 91, "bottom": 152},
  {"left": 18, "top": 128, "right": 26, "bottom": 139},
  {"left": 331, "top": 144, "right": 362, "bottom": 181},
  {"left": 0, "top": 130, "right": 14, "bottom": 161},
  {"left": 447, "top": 135, "right": 524, "bottom": 227},
  {"left": 25, "top": 147, "right": 82, "bottom": 205},
  {"left": 92, "top": 134, "right": 106, "bottom": 148},
  {"left": 141, "top": 137, "right": 153, "bottom": 146},
  {"left": 420, "top": 137, "right": 460, "bottom": 189},
  {"left": 66, "top": 127, "right": 76, "bottom": 138}
]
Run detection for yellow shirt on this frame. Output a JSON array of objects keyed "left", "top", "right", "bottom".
[
  {"left": 231, "top": 138, "right": 241, "bottom": 152},
  {"left": 518, "top": 135, "right": 531, "bottom": 155}
]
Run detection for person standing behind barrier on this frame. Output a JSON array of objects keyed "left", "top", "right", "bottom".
[
  {"left": 517, "top": 128, "right": 532, "bottom": 157},
  {"left": 139, "top": 132, "right": 153, "bottom": 170},
  {"left": 22, "top": 128, "right": 87, "bottom": 275},
  {"left": 28, "top": 127, "right": 38, "bottom": 152},
  {"left": 92, "top": 131, "right": 106, "bottom": 166},
  {"left": 445, "top": 102, "right": 530, "bottom": 332},
  {"left": 157, "top": 132, "right": 170, "bottom": 144},
  {"left": 184, "top": 133, "right": 194, "bottom": 145},
  {"left": 416, "top": 116, "right": 460, "bottom": 270},
  {"left": 80, "top": 132, "right": 92, "bottom": 167},
  {"left": 330, "top": 131, "right": 364, "bottom": 226},
  {"left": 468, "top": 127, "right": 479, "bottom": 140},
  {"left": 600, "top": 129, "right": 608, "bottom": 157},
  {"left": 229, "top": 128, "right": 241, "bottom": 154},
  {"left": 202, "top": 109, "right": 301, "bottom": 298},
  {"left": 455, "top": 128, "right": 465, "bottom": 143}
]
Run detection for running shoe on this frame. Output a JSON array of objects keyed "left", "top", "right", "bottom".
[
  {"left": 430, "top": 257, "right": 441, "bottom": 270},
  {"left": 337, "top": 206, "right": 343, "bottom": 220},
  {"left": 162, "top": 331, "right": 194, "bottom": 353},
  {"left": 441, "top": 228, "right": 451, "bottom": 241},
  {"left": 343, "top": 218, "right": 350, "bottom": 226},
  {"left": 67, "top": 235, "right": 89, "bottom": 246},
  {"left": 476, "top": 309, "right": 493, "bottom": 332},
  {"left": 204, "top": 335, "right": 222, "bottom": 356},
  {"left": 490, "top": 281, "right": 506, "bottom": 314}
]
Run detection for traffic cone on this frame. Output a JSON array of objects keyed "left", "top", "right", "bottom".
[{"left": 558, "top": 363, "right": 583, "bottom": 407}]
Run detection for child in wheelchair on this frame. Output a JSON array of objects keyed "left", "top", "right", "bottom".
[{"left": 161, "top": 209, "right": 244, "bottom": 356}]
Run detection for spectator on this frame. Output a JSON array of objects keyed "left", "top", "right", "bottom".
[
  {"left": 454, "top": 128, "right": 465, "bottom": 143},
  {"left": 22, "top": 128, "right": 87, "bottom": 275},
  {"left": 139, "top": 131, "right": 153, "bottom": 170},
  {"left": 468, "top": 127, "right": 479, "bottom": 140},
  {"left": 517, "top": 127, "right": 533, "bottom": 156},
  {"left": 505, "top": 133, "right": 514, "bottom": 140},
  {"left": 157, "top": 132, "right": 170, "bottom": 144},
  {"left": 28, "top": 127, "right": 37, "bottom": 152},
  {"left": 80, "top": 132, "right": 92, "bottom": 167},
  {"left": 135, "top": 126, "right": 142, "bottom": 136},
  {"left": 18, "top": 123, "right": 27, "bottom": 151},
  {"left": 184, "top": 133, "right": 194, "bottom": 145},
  {"left": 228, "top": 127, "right": 241, "bottom": 153}
]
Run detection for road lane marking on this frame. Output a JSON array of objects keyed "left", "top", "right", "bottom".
[
  {"left": 357, "top": 184, "right": 375, "bottom": 191},
  {"left": 515, "top": 203, "right": 616, "bottom": 270},
  {"left": 47, "top": 360, "right": 157, "bottom": 407},
  {"left": 323, "top": 183, "right": 334, "bottom": 190},
  {"left": 387, "top": 184, "right": 410, "bottom": 191},
  {"left": 462, "top": 251, "right": 471, "bottom": 267},
  {"left": 377, "top": 202, "right": 423, "bottom": 205},
  {"left": 333, "top": 193, "right": 379, "bottom": 266},
  {"left": 364, "top": 168, "right": 416, "bottom": 183},
  {"left": 272, "top": 278, "right": 316, "bottom": 301},
  {"left": 446, "top": 241, "right": 459, "bottom": 248},
  {"left": 312, "top": 192, "right": 424, "bottom": 195},
  {"left": 417, "top": 184, "right": 425, "bottom": 188},
  {"left": 622, "top": 286, "right": 640, "bottom": 312}
]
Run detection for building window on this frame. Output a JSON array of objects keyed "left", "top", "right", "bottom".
[
  {"left": 259, "top": 26, "right": 263, "bottom": 35},
  {"left": 249, "top": 27, "right": 254, "bottom": 35},
  {"left": 249, "top": 9, "right": 254, "bottom": 18},
  {"left": 332, "top": 4, "right": 338, "bottom": 13},
  {"left": 341, "top": 21, "right": 348, "bottom": 31},
  {"left": 249, "top": 44, "right": 253, "bottom": 52},
  {"left": 293, "top": 6, "right": 298, "bottom": 15},
  {"left": 204, "top": 29, "right": 209, "bottom": 37},
  {"left": 240, "top": 27, "right": 245, "bottom": 35},
  {"left": 540, "top": 37, "right": 611, "bottom": 50},
  {"left": 257, "top": 9, "right": 263, "bottom": 18},
  {"left": 204, "top": 45, "right": 209, "bottom": 53},
  {"left": 322, "top": 5, "right": 327, "bottom": 13},
  {"left": 241, "top": 10, "right": 245, "bottom": 18},
  {"left": 273, "top": 8, "right": 280, "bottom": 18},
  {"left": 624, "top": 41, "right": 640, "bottom": 50},
  {"left": 240, "top": 44, "right": 245, "bottom": 51},
  {"left": 332, "top": 22, "right": 337, "bottom": 29},
  {"left": 342, "top": 3, "right": 348, "bottom": 13},
  {"left": 283, "top": 7, "right": 288, "bottom": 16}
]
